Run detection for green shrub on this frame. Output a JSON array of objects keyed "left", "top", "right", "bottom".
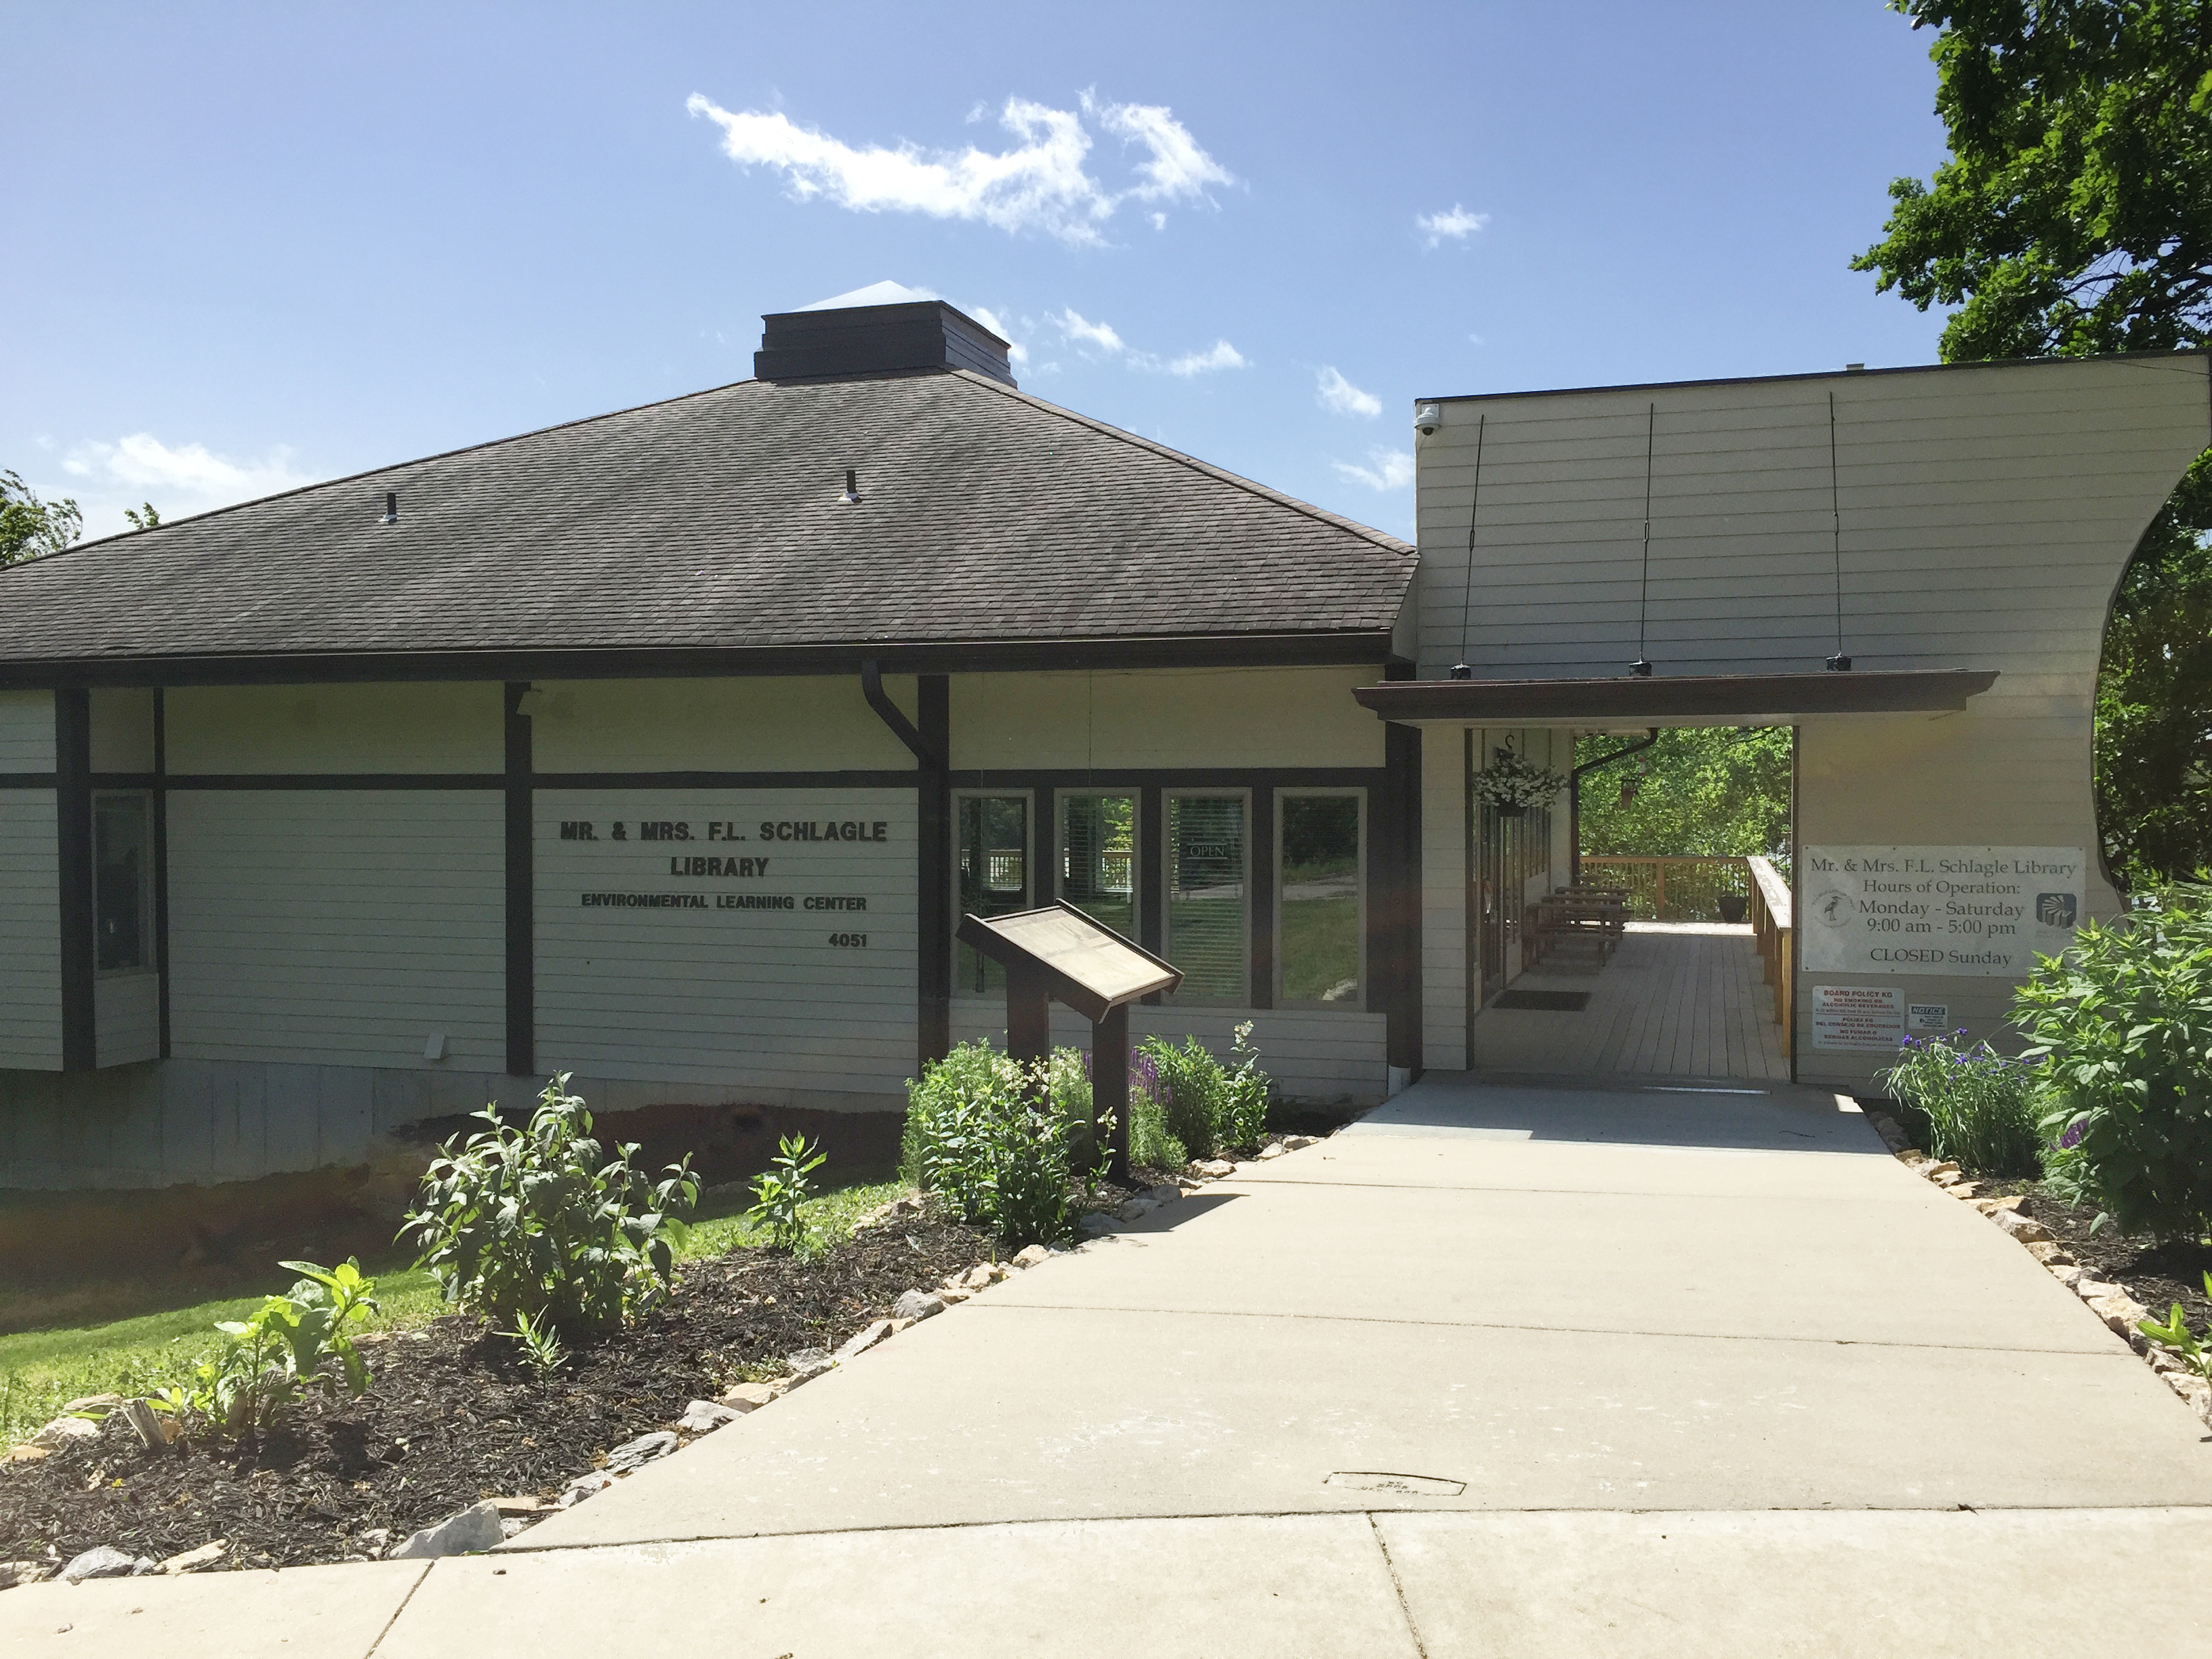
[
  {"left": 150, "top": 1259, "right": 379, "bottom": 1446},
  {"left": 1136, "top": 1024, "right": 1275, "bottom": 1159},
  {"left": 1875, "top": 1031, "right": 2042, "bottom": 1176},
  {"left": 401, "top": 1074, "right": 698, "bottom": 1336},
  {"left": 747, "top": 1134, "right": 826, "bottom": 1253},
  {"left": 903, "top": 1040, "right": 1086, "bottom": 1247},
  {"left": 2015, "top": 881, "right": 2212, "bottom": 1239}
]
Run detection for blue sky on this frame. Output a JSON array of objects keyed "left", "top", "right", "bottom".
[{"left": 5, "top": 3, "right": 1950, "bottom": 542}]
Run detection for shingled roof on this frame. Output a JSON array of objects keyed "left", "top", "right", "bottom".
[{"left": 0, "top": 361, "right": 1414, "bottom": 684}]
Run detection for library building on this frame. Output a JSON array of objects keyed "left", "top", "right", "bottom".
[{"left": 0, "top": 294, "right": 2203, "bottom": 1190}]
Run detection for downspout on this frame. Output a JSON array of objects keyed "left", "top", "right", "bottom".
[
  {"left": 862, "top": 660, "right": 943, "bottom": 768},
  {"left": 1568, "top": 728, "right": 1658, "bottom": 886}
]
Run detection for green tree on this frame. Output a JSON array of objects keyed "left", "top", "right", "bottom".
[
  {"left": 1574, "top": 728, "right": 1793, "bottom": 859},
  {"left": 1855, "top": 0, "right": 2212, "bottom": 887},
  {"left": 0, "top": 470, "right": 83, "bottom": 565}
]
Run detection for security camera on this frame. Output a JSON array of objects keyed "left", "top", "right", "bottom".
[{"left": 1414, "top": 403, "right": 1442, "bottom": 437}]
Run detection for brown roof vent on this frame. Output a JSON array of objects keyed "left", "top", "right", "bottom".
[{"left": 754, "top": 299, "right": 1016, "bottom": 388}]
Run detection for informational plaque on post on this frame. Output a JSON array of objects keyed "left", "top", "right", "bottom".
[{"left": 1799, "top": 846, "right": 2085, "bottom": 977}]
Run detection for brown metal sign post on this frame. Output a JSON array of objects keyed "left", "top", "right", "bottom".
[{"left": 953, "top": 903, "right": 1181, "bottom": 1185}]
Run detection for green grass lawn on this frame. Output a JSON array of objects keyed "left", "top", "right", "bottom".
[{"left": 0, "top": 1177, "right": 905, "bottom": 1448}]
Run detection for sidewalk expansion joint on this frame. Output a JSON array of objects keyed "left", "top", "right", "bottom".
[
  {"left": 968, "top": 1299, "right": 2135, "bottom": 1358},
  {"left": 360, "top": 1559, "right": 433, "bottom": 1658},
  {"left": 1366, "top": 1511, "right": 1433, "bottom": 1659}
]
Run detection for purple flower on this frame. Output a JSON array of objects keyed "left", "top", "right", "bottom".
[{"left": 2059, "top": 1120, "right": 2085, "bottom": 1150}]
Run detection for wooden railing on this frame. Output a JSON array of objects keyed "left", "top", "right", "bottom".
[
  {"left": 1746, "top": 855, "right": 1793, "bottom": 1053},
  {"left": 1576, "top": 855, "right": 1751, "bottom": 923}
]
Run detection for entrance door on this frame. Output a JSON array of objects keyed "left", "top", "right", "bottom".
[{"left": 1476, "top": 802, "right": 1533, "bottom": 1007}]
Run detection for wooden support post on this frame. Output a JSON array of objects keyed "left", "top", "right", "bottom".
[
  {"left": 1006, "top": 962, "right": 1051, "bottom": 1074},
  {"left": 1095, "top": 1002, "right": 1131, "bottom": 1187}
]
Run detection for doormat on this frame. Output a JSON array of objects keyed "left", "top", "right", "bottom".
[{"left": 1492, "top": 989, "right": 1591, "bottom": 1011}]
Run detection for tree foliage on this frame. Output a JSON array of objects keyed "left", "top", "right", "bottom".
[
  {"left": 0, "top": 470, "right": 83, "bottom": 566},
  {"left": 1857, "top": 1, "right": 2212, "bottom": 886},
  {"left": 1573, "top": 727, "right": 1792, "bottom": 859}
]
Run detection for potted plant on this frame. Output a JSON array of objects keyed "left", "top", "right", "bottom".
[{"left": 1471, "top": 747, "right": 1569, "bottom": 818}]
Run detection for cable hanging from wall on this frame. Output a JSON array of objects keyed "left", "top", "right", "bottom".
[
  {"left": 1451, "top": 412, "right": 1486, "bottom": 679},
  {"left": 1825, "top": 391, "right": 1851, "bottom": 671},
  {"left": 1630, "top": 402, "right": 1656, "bottom": 676}
]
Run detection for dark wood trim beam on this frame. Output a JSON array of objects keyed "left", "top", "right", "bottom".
[
  {"left": 1138, "top": 784, "right": 1164, "bottom": 1004},
  {"left": 0, "top": 632, "right": 1397, "bottom": 691},
  {"left": 154, "top": 688, "right": 171, "bottom": 1061},
  {"left": 505, "top": 682, "right": 534, "bottom": 1079},
  {"left": 55, "top": 689, "right": 94, "bottom": 1071},
  {"left": 1380, "top": 660, "right": 1421, "bottom": 1073},
  {"left": 1354, "top": 670, "right": 1999, "bottom": 724},
  {"left": 916, "top": 676, "right": 951, "bottom": 1071},
  {"left": 1248, "top": 785, "right": 1275, "bottom": 1011}
]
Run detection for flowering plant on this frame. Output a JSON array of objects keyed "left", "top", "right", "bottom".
[{"left": 1471, "top": 747, "right": 1568, "bottom": 808}]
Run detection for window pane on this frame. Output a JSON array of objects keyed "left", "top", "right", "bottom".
[
  {"left": 1166, "top": 794, "right": 1245, "bottom": 1002},
  {"left": 94, "top": 795, "right": 148, "bottom": 973},
  {"left": 1280, "top": 794, "right": 1360, "bottom": 1004},
  {"left": 956, "top": 795, "right": 1028, "bottom": 994},
  {"left": 1060, "top": 794, "right": 1135, "bottom": 938}
]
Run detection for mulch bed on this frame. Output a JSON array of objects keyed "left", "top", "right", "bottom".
[
  {"left": 2001, "top": 1187, "right": 2212, "bottom": 1328},
  {"left": 0, "top": 1200, "right": 1021, "bottom": 1575}
]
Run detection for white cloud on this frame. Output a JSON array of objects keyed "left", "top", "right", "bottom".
[
  {"left": 1054, "top": 307, "right": 1127, "bottom": 354},
  {"left": 1050, "top": 309, "right": 1244, "bottom": 376},
  {"left": 1166, "top": 340, "right": 1245, "bottom": 376},
  {"left": 1333, "top": 448, "right": 1416, "bottom": 490},
  {"left": 1416, "top": 203, "right": 1489, "bottom": 247},
  {"left": 968, "top": 305, "right": 1029, "bottom": 366},
  {"left": 1317, "top": 366, "right": 1382, "bottom": 418},
  {"left": 687, "top": 91, "right": 1231, "bottom": 245},
  {"left": 64, "top": 432, "right": 312, "bottom": 514}
]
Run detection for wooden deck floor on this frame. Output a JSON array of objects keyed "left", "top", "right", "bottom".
[{"left": 1467, "top": 922, "right": 1790, "bottom": 1083}]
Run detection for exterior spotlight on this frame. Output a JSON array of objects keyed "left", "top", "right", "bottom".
[
  {"left": 1629, "top": 659, "right": 1653, "bottom": 677},
  {"left": 1826, "top": 653, "right": 1851, "bottom": 672},
  {"left": 1448, "top": 662, "right": 1473, "bottom": 680}
]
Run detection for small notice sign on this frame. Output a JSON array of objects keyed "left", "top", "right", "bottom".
[
  {"left": 1907, "top": 1002, "right": 1950, "bottom": 1033},
  {"left": 1812, "top": 984, "right": 1906, "bottom": 1052}
]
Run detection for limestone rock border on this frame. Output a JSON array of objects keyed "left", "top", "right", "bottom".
[{"left": 1860, "top": 1108, "right": 2212, "bottom": 1428}]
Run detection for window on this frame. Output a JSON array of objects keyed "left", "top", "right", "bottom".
[
  {"left": 1164, "top": 792, "right": 1246, "bottom": 1002},
  {"left": 954, "top": 794, "right": 1029, "bottom": 994},
  {"left": 1278, "top": 791, "right": 1363, "bottom": 1005},
  {"left": 94, "top": 792, "right": 152, "bottom": 975},
  {"left": 1059, "top": 792, "right": 1136, "bottom": 938}
]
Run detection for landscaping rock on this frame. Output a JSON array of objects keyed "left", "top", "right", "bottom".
[
  {"left": 1011, "top": 1244, "right": 1052, "bottom": 1269},
  {"left": 718, "top": 1381, "right": 785, "bottom": 1412},
  {"left": 836, "top": 1319, "right": 893, "bottom": 1361},
  {"left": 1948, "top": 1181, "right": 1982, "bottom": 1200},
  {"left": 2051, "top": 1265, "right": 2085, "bottom": 1289},
  {"left": 0, "top": 1560, "right": 47, "bottom": 1591},
  {"left": 2076, "top": 1278, "right": 2121, "bottom": 1302},
  {"left": 59, "top": 1394, "right": 125, "bottom": 1416},
  {"left": 121, "top": 1397, "right": 176, "bottom": 1452},
  {"left": 1145, "top": 1183, "right": 1183, "bottom": 1205},
  {"left": 784, "top": 1349, "right": 836, "bottom": 1382},
  {"left": 893, "top": 1289, "right": 945, "bottom": 1322},
  {"left": 556, "top": 1472, "right": 616, "bottom": 1509},
  {"left": 1257, "top": 1143, "right": 1288, "bottom": 1160},
  {"left": 935, "top": 1284, "right": 972, "bottom": 1305},
  {"left": 2025, "top": 1241, "right": 2073, "bottom": 1265},
  {"left": 1193, "top": 1159, "right": 1237, "bottom": 1178},
  {"left": 1114, "top": 1197, "right": 1156, "bottom": 1222},
  {"left": 59, "top": 1547, "right": 147, "bottom": 1583},
  {"left": 157, "top": 1540, "right": 226, "bottom": 1575},
  {"left": 606, "top": 1429, "right": 681, "bottom": 1471},
  {"left": 1922, "top": 1161, "right": 1962, "bottom": 1184},
  {"left": 2088, "top": 1291, "right": 2149, "bottom": 1338},
  {"left": 28, "top": 1416, "right": 102, "bottom": 1452},
  {"left": 388, "top": 1500, "right": 504, "bottom": 1560},
  {"left": 1077, "top": 1211, "right": 1116, "bottom": 1238},
  {"left": 5, "top": 1446, "right": 49, "bottom": 1464},
  {"left": 1993, "top": 1210, "right": 2055, "bottom": 1244},
  {"left": 1282, "top": 1135, "right": 1319, "bottom": 1150},
  {"left": 962, "top": 1263, "right": 999, "bottom": 1290},
  {"left": 678, "top": 1399, "right": 741, "bottom": 1434}
]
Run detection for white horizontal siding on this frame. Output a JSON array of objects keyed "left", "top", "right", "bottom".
[
  {"left": 948, "top": 1004, "right": 1388, "bottom": 1105},
  {"left": 0, "top": 792, "right": 61, "bottom": 1069},
  {"left": 0, "top": 692, "right": 54, "bottom": 772},
  {"left": 951, "top": 668, "right": 1385, "bottom": 771},
  {"left": 535, "top": 788, "right": 917, "bottom": 1093},
  {"left": 1414, "top": 356, "right": 2210, "bottom": 680},
  {"left": 531, "top": 677, "right": 916, "bottom": 773},
  {"left": 95, "top": 972, "right": 161, "bottom": 1065},
  {"left": 167, "top": 791, "right": 506, "bottom": 1068},
  {"left": 166, "top": 683, "right": 504, "bottom": 773}
]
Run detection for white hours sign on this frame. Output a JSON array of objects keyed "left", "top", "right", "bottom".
[{"left": 1799, "top": 846, "right": 2085, "bottom": 979}]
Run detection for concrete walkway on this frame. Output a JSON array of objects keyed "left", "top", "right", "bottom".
[{"left": 11, "top": 1078, "right": 2210, "bottom": 1656}]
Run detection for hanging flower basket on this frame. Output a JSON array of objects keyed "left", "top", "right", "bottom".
[{"left": 1471, "top": 748, "right": 1568, "bottom": 813}]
